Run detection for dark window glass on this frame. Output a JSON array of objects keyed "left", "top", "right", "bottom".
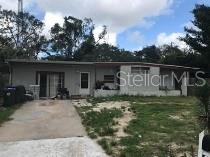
[{"left": 81, "top": 73, "right": 89, "bottom": 89}]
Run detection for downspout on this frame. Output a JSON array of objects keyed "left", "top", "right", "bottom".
[
  {"left": 95, "top": 65, "right": 97, "bottom": 86},
  {"left": 8, "top": 62, "right": 13, "bottom": 85}
]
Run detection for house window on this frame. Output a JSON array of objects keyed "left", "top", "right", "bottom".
[
  {"left": 104, "top": 75, "right": 115, "bottom": 83},
  {"left": 131, "top": 67, "right": 150, "bottom": 74}
]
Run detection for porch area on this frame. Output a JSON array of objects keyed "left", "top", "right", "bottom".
[
  {"left": 93, "top": 64, "right": 120, "bottom": 97},
  {"left": 95, "top": 65, "right": 189, "bottom": 97},
  {"left": 159, "top": 68, "right": 188, "bottom": 96}
]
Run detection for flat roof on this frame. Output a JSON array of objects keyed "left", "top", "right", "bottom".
[
  {"left": 8, "top": 59, "right": 94, "bottom": 65},
  {"left": 7, "top": 59, "right": 199, "bottom": 70}
]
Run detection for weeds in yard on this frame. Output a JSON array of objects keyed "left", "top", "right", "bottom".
[
  {"left": 119, "top": 135, "right": 140, "bottom": 146},
  {"left": 98, "top": 138, "right": 114, "bottom": 155},
  {"left": 124, "top": 101, "right": 200, "bottom": 155},
  {"left": 78, "top": 107, "right": 123, "bottom": 137},
  {"left": 98, "top": 125, "right": 116, "bottom": 136},
  {"left": 120, "top": 146, "right": 142, "bottom": 157},
  {"left": 88, "top": 131, "right": 97, "bottom": 139},
  {"left": 77, "top": 96, "right": 201, "bottom": 157}
]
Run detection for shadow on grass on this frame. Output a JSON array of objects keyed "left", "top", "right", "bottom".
[{"left": 0, "top": 104, "right": 21, "bottom": 126}]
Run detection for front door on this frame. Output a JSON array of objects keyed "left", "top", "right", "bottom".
[
  {"left": 37, "top": 72, "right": 64, "bottom": 98},
  {"left": 80, "top": 72, "right": 90, "bottom": 95},
  {"left": 48, "top": 73, "right": 59, "bottom": 97},
  {"left": 39, "top": 73, "right": 47, "bottom": 97}
]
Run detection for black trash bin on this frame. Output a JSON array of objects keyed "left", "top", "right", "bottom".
[
  {"left": 202, "top": 134, "right": 210, "bottom": 152},
  {"left": 15, "top": 85, "right": 26, "bottom": 103},
  {"left": 3, "top": 87, "right": 16, "bottom": 106}
]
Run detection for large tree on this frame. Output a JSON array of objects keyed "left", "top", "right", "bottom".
[
  {"left": 160, "top": 44, "right": 186, "bottom": 65},
  {"left": 50, "top": 16, "right": 95, "bottom": 59},
  {"left": 135, "top": 45, "right": 161, "bottom": 63},
  {"left": 181, "top": 4, "right": 210, "bottom": 70},
  {"left": 0, "top": 36, "right": 17, "bottom": 61},
  {"left": 78, "top": 43, "right": 136, "bottom": 62},
  {"left": 74, "top": 25, "right": 108, "bottom": 61},
  {"left": 0, "top": 9, "right": 48, "bottom": 59}
]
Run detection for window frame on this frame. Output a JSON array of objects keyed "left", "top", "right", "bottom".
[
  {"left": 103, "top": 75, "right": 115, "bottom": 83},
  {"left": 131, "top": 66, "right": 150, "bottom": 74}
]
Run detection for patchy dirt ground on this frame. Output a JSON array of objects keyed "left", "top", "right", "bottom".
[
  {"left": 92, "top": 101, "right": 135, "bottom": 137},
  {"left": 72, "top": 99, "right": 92, "bottom": 107},
  {"left": 92, "top": 101, "right": 129, "bottom": 111},
  {"left": 77, "top": 96, "right": 200, "bottom": 157},
  {"left": 73, "top": 99, "right": 135, "bottom": 138}
]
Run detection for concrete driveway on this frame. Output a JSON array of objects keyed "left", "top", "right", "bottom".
[
  {"left": 0, "top": 137, "right": 107, "bottom": 157},
  {"left": 0, "top": 100, "right": 108, "bottom": 157},
  {"left": 0, "top": 100, "right": 86, "bottom": 142}
]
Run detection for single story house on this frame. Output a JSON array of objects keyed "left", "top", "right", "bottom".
[{"left": 7, "top": 59, "right": 199, "bottom": 98}]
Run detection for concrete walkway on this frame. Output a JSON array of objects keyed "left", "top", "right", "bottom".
[{"left": 0, "top": 137, "right": 107, "bottom": 157}]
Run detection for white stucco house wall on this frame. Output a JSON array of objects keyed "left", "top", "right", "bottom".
[{"left": 7, "top": 59, "right": 199, "bottom": 98}]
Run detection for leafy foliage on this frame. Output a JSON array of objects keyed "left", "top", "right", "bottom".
[
  {"left": 0, "top": 4, "right": 210, "bottom": 72},
  {"left": 195, "top": 82, "right": 210, "bottom": 129},
  {"left": 78, "top": 43, "right": 136, "bottom": 62},
  {"left": 50, "top": 16, "right": 95, "bottom": 59},
  {"left": 0, "top": 9, "right": 48, "bottom": 59},
  {"left": 160, "top": 44, "right": 187, "bottom": 65},
  {"left": 181, "top": 4, "right": 210, "bottom": 70},
  {"left": 0, "top": 36, "right": 17, "bottom": 61},
  {"left": 43, "top": 4, "right": 210, "bottom": 71},
  {"left": 135, "top": 45, "right": 161, "bottom": 63}
]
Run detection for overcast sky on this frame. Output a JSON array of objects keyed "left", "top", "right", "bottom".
[{"left": 1, "top": 0, "right": 210, "bottom": 51}]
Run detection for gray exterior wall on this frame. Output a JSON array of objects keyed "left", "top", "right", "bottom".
[
  {"left": 160, "top": 70, "right": 175, "bottom": 90},
  {"left": 95, "top": 67, "right": 119, "bottom": 89},
  {"left": 119, "top": 65, "right": 188, "bottom": 96},
  {"left": 10, "top": 62, "right": 189, "bottom": 97},
  {"left": 120, "top": 65, "right": 160, "bottom": 96},
  {"left": 11, "top": 63, "right": 96, "bottom": 96}
]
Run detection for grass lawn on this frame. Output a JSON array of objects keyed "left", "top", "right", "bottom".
[
  {"left": 0, "top": 104, "right": 21, "bottom": 126},
  {"left": 77, "top": 96, "right": 202, "bottom": 157}
]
